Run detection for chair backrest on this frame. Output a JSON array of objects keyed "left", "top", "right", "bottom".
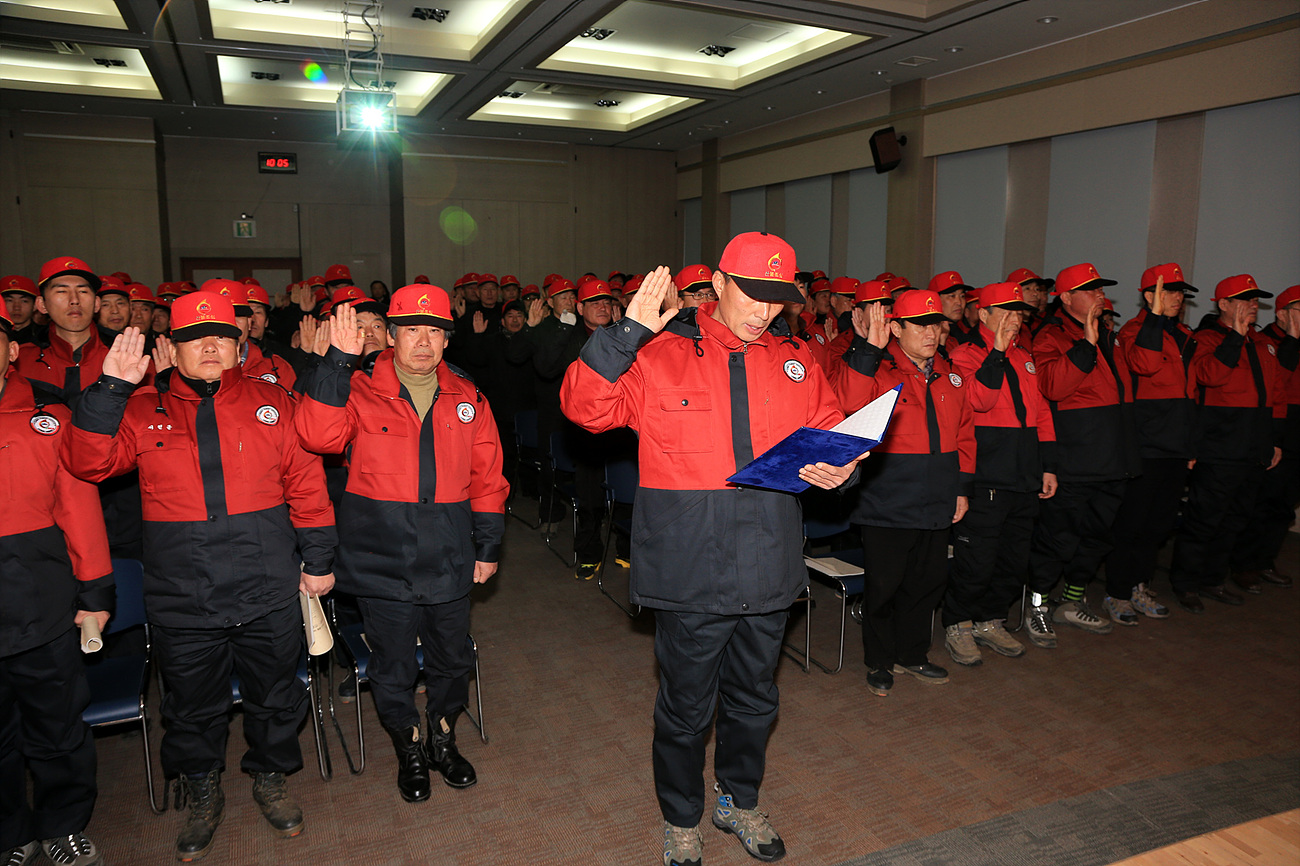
[
  {"left": 514, "top": 409, "right": 539, "bottom": 449},
  {"left": 107, "top": 559, "right": 146, "bottom": 634},
  {"left": 803, "top": 517, "right": 852, "bottom": 544},
  {"left": 549, "top": 430, "right": 577, "bottom": 473},
  {"left": 604, "top": 458, "right": 639, "bottom": 506}
]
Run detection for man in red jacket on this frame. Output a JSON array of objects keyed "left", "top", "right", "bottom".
[
  {"left": 1027, "top": 263, "right": 1140, "bottom": 643},
  {"left": 1105, "top": 265, "right": 1197, "bottom": 624},
  {"left": 944, "top": 282, "right": 1055, "bottom": 666},
  {"left": 1, "top": 310, "right": 113, "bottom": 866},
  {"left": 832, "top": 291, "right": 975, "bottom": 693},
  {"left": 562, "top": 234, "right": 861, "bottom": 866},
  {"left": 17, "top": 258, "right": 111, "bottom": 405},
  {"left": 63, "top": 293, "right": 337, "bottom": 862},
  {"left": 296, "top": 287, "right": 508, "bottom": 804},
  {"left": 1169, "top": 275, "right": 1287, "bottom": 611}
]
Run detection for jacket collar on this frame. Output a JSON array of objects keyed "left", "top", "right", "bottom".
[
  {"left": 0, "top": 369, "right": 35, "bottom": 413},
  {"left": 668, "top": 302, "right": 793, "bottom": 351},
  {"left": 168, "top": 365, "right": 246, "bottom": 402},
  {"left": 371, "top": 350, "right": 462, "bottom": 400}
]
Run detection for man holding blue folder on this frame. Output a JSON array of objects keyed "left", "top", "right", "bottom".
[{"left": 561, "top": 232, "right": 865, "bottom": 866}]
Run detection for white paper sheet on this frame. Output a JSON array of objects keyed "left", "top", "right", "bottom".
[{"left": 829, "top": 385, "right": 901, "bottom": 441}]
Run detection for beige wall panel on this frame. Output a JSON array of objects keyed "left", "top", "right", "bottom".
[
  {"left": 20, "top": 187, "right": 99, "bottom": 274},
  {"left": 456, "top": 199, "right": 522, "bottom": 278},
  {"left": 623, "top": 149, "right": 677, "bottom": 272},
  {"left": 91, "top": 187, "right": 162, "bottom": 285},
  {"left": 300, "top": 201, "right": 388, "bottom": 282},
  {"left": 1002, "top": 138, "right": 1051, "bottom": 278},
  {"left": 717, "top": 92, "right": 892, "bottom": 159},
  {"left": 678, "top": 167, "right": 702, "bottom": 200},
  {"left": 402, "top": 152, "right": 570, "bottom": 203},
  {"left": 885, "top": 81, "right": 935, "bottom": 285},
  {"left": 720, "top": 127, "right": 880, "bottom": 192},
  {"left": 1147, "top": 113, "right": 1206, "bottom": 277},
  {"left": 165, "top": 139, "right": 388, "bottom": 205},
  {"left": 0, "top": 115, "right": 26, "bottom": 272},
  {"left": 829, "top": 172, "right": 851, "bottom": 276},
  {"left": 574, "top": 145, "right": 629, "bottom": 275},
  {"left": 925, "top": 30, "right": 1300, "bottom": 157},
  {"left": 515, "top": 201, "right": 575, "bottom": 283},
  {"left": 169, "top": 200, "right": 301, "bottom": 261},
  {"left": 404, "top": 198, "right": 465, "bottom": 287},
  {"left": 23, "top": 140, "right": 155, "bottom": 192}
]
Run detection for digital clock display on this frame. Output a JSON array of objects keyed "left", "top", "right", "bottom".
[{"left": 258, "top": 152, "right": 297, "bottom": 174}]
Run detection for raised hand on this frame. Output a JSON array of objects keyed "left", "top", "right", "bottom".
[
  {"left": 298, "top": 315, "right": 317, "bottom": 353},
  {"left": 313, "top": 318, "right": 332, "bottom": 356},
  {"left": 625, "top": 266, "right": 679, "bottom": 335},
  {"left": 1284, "top": 310, "right": 1300, "bottom": 339},
  {"left": 296, "top": 284, "right": 316, "bottom": 312},
  {"left": 993, "top": 311, "right": 1021, "bottom": 352},
  {"left": 527, "top": 298, "right": 547, "bottom": 328},
  {"left": 472, "top": 311, "right": 487, "bottom": 334},
  {"left": 1150, "top": 275, "right": 1166, "bottom": 317},
  {"left": 824, "top": 314, "right": 839, "bottom": 344},
  {"left": 453, "top": 295, "right": 467, "bottom": 318},
  {"left": 865, "top": 302, "right": 890, "bottom": 349},
  {"left": 101, "top": 327, "right": 151, "bottom": 384},
  {"left": 151, "top": 335, "right": 176, "bottom": 373},
  {"left": 1229, "top": 301, "right": 1251, "bottom": 336},
  {"left": 1083, "top": 299, "right": 1101, "bottom": 345},
  {"left": 329, "top": 303, "right": 365, "bottom": 356}
]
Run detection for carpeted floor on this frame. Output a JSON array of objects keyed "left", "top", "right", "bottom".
[{"left": 85, "top": 516, "right": 1300, "bottom": 866}]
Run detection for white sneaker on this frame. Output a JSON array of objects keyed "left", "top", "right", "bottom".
[
  {"left": 1025, "top": 604, "right": 1057, "bottom": 648},
  {"left": 1053, "top": 599, "right": 1113, "bottom": 634}
]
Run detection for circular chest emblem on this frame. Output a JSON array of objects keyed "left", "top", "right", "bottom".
[
  {"left": 30, "top": 413, "right": 60, "bottom": 435},
  {"left": 259, "top": 372, "right": 279, "bottom": 383},
  {"left": 456, "top": 402, "right": 476, "bottom": 423},
  {"left": 949, "top": 372, "right": 963, "bottom": 387},
  {"left": 1024, "top": 361, "right": 1037, "bottom": 375},
  {"left": 784, "top": 360, "right": 806, "bottom": 382},
  {"left": 256, "top": 405, "right": 280, "bottom": 425},
  {"left": 1266, "top": 344, "right": 1276, "bottom": 356}
]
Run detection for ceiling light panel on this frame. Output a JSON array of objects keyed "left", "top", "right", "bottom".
[
  {"left": 0, "top": 0, "right": 128, "bottom": 30},
  {"left": 207, "top": 0, "right": 530, "bottom": 62},
  {"left": 215, "top": 55, "right": 450, "bottom": 115},
  {"left": 539, "top": 0, "right": 872, "bottom": 91},
  {"left": 0, "top": 44, "right": 160, "bottom": 99},
  {"left": 469, "top": 79, "right": 702, "bottom": 132}
]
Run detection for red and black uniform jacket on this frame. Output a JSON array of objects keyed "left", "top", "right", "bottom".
[
  {"left": 1033, "top": 311, "right": 1141, "bottom": 482},
  {"left": 1189, "top": 321, "right": 1288, "bottom": 465},
  {"left": 296, "top": 349, "right": 509, "bottom": 604},
  {"left": 243, "top": 341, "right": 299, "bottom": 392},
  {"left": 1115, "top": 308, "right": 1197, "bottom": 460},
  {"left": 1, "top": 373, "right": 113, "bottom": 656},
  {"left": 17, "top": 327, "right": 113, "bottom": 404},
  {"left": 63, "top": 367, "right": 336, "bottom": 629},
  {"left": 1260, "top": 323, "right": 1300, "bottom": 456},
  {"left": 561, "top": 306, "right": 844, "bottom": 615},
  {"left": 831, "top": 336, "right": 975, "bottom": 529},
  {"left": 948, "top": 325, "right": 1056, "bottom": 493}
]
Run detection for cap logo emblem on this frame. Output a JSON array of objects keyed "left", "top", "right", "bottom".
[
  {"left": 65, "top": 260, "right": 76, "bottom": 268},
  {"left": 456, "top": 402, "right": 476, "bottom": 423},
  {"left": 926, "top": 296, "right": 936, "bottom": 312},
  {"left": 418, "top": 293, "right": 431, "bottom": 309},
  {"left": 784, "top": 359, "right": 806, "bottom": 382},
  {"left": 256, "top": 405, "right": 280, "bottom": 425},
  {"left": 1025, "top": 361, "right": 1036, "bottom": 375},
  {"left": 767, "top": 253, "right": 783, "bottom": 275},
  {"left": 949, "top": 372, "right": 963, "bottom": 388},
  {"left": 30, "top": 413, "right": 60, "bottom": 435},
  {"left": 195, "top": 299, "right": 212, "bottom": 314}
]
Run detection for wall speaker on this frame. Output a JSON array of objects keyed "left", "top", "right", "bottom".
[{"left": 869, "top": 126, "right": 904, "bottom": 174}]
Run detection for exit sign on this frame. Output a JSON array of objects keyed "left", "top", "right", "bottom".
[{"left": 258, "top": 152, "right": 297, "bottom": 174}]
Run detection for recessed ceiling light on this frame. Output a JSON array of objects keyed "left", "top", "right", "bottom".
[
  {"left": 814, "top": 89, "right": 826, "bottom": 94},
  {"left": 945, "top": 46, "right": 963, "bottom": 53},
  {"left": 412, "top": 8, "right": 450, "bottom": 22},
  {"left": 92, "top": 57, "right": 127, "bottom": 67},
  {"left": 250, "top": 71, "right": 280, "bottom": 81},
  {"left": 580, "top": 28, "right": 616, "bottom": 40},
  {"left": 699, "top": 45, "right": 735, "bottom": 58},
  {"left": 594, "top": 99, "right": 621, "bottom": 108},
  {"left": 765, "top": 106, "right": 773, "bottom": 110},
  {"left": 1037, "top": 16, "right": 1058, "bottom": 24}
]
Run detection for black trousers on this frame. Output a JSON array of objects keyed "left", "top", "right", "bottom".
[
  {"left": 859, "top": 525, "right": 948, "bottom": 670},
  {"left": 154, "top": 600, "right": 305, "bottom": 778},
  {"left": 1235, "top": 456, "right": 1300, "bottom": 572},
  {"left": 1028, "top": 479, "right": 1126, "bottom": 595},
  {"left": 358, "top": 594, "right": 473, "bottom": 732},
  {"left": 945, "top": 488, "right": 1037, "bottom": 627},
  {"left": 1106, "top": 458, "right": 1189, "bottom": 597},
  {"left": 652, "top": 609, "right": 786, "bottom": 828},
  {"left": 0, "top": 628, "right": 96, "bottom": 848},
  {"left": 1170, "top": 461, "right": 1265, "bottom": 592},
  {"left": 574, "top": 459, "right": 607, "bottom": 564}
]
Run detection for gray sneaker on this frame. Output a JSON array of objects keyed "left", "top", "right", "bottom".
[
  {"left": 712, "top": 788, "right": 785, "bottom": 862},
  {"left": 1025, "top": 604, "right": 1057, "bottom": 648},
  {"left": 1131, "top": 583, "right": 1170, "bottom": 618},
  {"left": 972, "top": 620, "right": 1026, "bottom": 657},
  {"left": 944, "top": 621, "right": 982, "bottom": 666},
  {"left": 4, "top": 842, "right": 39, "bottom": 866},
  {"left": 1053, "top": 599, "right": 1113, "bottom": 634},
  {"left": 39, "top": 834, "right": 102, "bottom": 866},
  {"left": 1104, "top": 596, "right": 1139, "bottom": 627},
  {"left": 663, "top": 823, "right": 702, "bottom": 866}
]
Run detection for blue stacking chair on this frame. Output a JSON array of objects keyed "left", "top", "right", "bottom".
[
  {"left": 82, "top": 558, "right": 165, "bottom": 813},
  {"left": 595, "top": 458, "right": 641, "bottom": 618},
  {"left": 802, "top": 517, "right": 865, "bottom": 674}
]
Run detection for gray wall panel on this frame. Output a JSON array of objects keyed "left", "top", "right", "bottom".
[
  {"left": 934, "top": 144, "right": 1009, "bottom": 288},
  {"left": 729, "top": 186, "right": 767, "bottom": 238},
  {"left": 846, "top": 168, "right": 889, "bottom": 279},
  {"left": 783, "top": 175, "right": 833, "bottom": 275}
]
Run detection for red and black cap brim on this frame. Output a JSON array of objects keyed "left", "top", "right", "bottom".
[
  {"left": 988, "top": 300, "right": 1037, "bottom": 312},
  {"left": 896, "top": 312, "right": 949, "bottom": 325},
  {"left": 580, "top": 291, "right": 615, "bottom": 303},
  {"left": 1065, "top": 278, "right": 1117, "bottom": 292},
  {"left": 679, "top": 280, "right": 712, "bottom": 293},
  {"left": 40, "top": 269, "right": 101, "bottom": 292},
  {"left": 388, "top": 313, "right": 454, "bottom": 329},
  {"left": 172, "top": 321, "right": 241, "bottom": 342},
  {"left": 1223, "top": 289, "right": 1274, "bottom": 300},
  {"left": 855, "top": 298, "right": 894, "bottom": 307},
  {"left": 1142, "top": 280, "right": 1198, "bottom": 294},
  {"left": 347, "top": 300, "right": 385, "bottom": 317},
  {"left": 232, "top": 304, "right": 253, "bottom": 316},
  {"left": 1020, "top": 277, "right": 1055, "bottom": 289},
  {"left": 936, "top": 283, "right": 973, "bottom": 295},
  {"left": 0, "top": 317, "right": 13, "bottom": 338},
  {"left": 728, "top": 274, "right": 803, "bottom": 305},
  {"left": 97, "top": 286, "right": 130, "bottom": 298}
]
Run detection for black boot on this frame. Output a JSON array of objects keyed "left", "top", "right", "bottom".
[
  {"left": 387, "top": 725, "right": 431, "bottom": 802},
  {"left": 251, "top": 771, "right": 304, "bottom": 837},
  {"left": 175, "top": 771, "right": 225, "bottom": 862},
  {"left": 425, "top": 712, "right": 476, "bottom": 789}
]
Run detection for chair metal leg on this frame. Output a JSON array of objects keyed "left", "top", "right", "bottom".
[
  {"left": 325, "top": 658, "right": 366, "bottom": 775},
  {"left": 780, "top": 584, "right": 812, "bottom": 673},
  {"left": 305, "top": 658, "right": 333, "bottom": 781},
  {"left": 1005, "top": 584, "right": 1030, "bottom": 632},
  {"left": 136, "top": 697, "right": 165, "bottom": 814},
  {"left": 807, "top": 580, "right": 850, "bottom": 674},
  {"left": 461, "top": 636, "right": 487, "bottom": 744},
  {"left": 595, "top": 503, "right": 640, "bottom": 618}
]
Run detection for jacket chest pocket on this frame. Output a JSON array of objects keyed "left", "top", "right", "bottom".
[
  {"left": 357, "top": 414, "right": 409, "bottom": 474},
  {"left": 656, "top": 389, "right": 713, "bottom": 453},
  {"left": 136, "top": 433, "right": 191, "bottom": 493}
]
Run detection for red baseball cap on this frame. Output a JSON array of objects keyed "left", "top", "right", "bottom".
[
  {"left": 812, "top": 270, "right": 827, "bottom": 281},
  {"left": 171, "top": 291, "right": 240, "bottom": 342},
  {"left": 414, "top": 274, "right": 431, "bottom": 284},
  {"left": 1213, "top": 274, "right": 1273, "bottom": 302},
  {"left": 1275, "top": 285, "right": 1300, "bottom": 309},
  {"left": 928, "top": 271, "right": 972, "bottom": 295},
  {"left": 388, "top": 285, "right": 454, "bottom": 329},
  {"left": 242, "top": 277, "right": 262, "bottom": 286},
  {"left": 307, "top": 275, "right": 326, "bottom": 288},
  {"left": 1101, "top": 297, "right": 1121, "bottom": 316},
  {"left": 201, "top": 278, "right": 252, "bottom": 315},
  {"left": 325, "top": 264, "right": 352, "bottom": 284},
  {"left": 675, "top": 265, "right": 713, "bottom": 292},
  {"left": 875, "top": 271, "right": 897, "bottom": 282},
  {"left": 477, "top": 273, "right": 499, "bottom": 286},
  {"left": 500, "top": 275, "right": 521, "bottom": 288},
  {"left": 521, "top": 284, "right": 541, "bottom": 299},
  {"left": 39, "top": 256, "right": 100, "bottom": 291},
  {"left": 1054, "top": 263, "right": 1117, "bottom": 295},
  {"left": 830, "top": 276, "right": 860, "bottom": 297},
  {"left": 313, "top": 286, "right": 329, "bottom": 304},
  {"left": 1, "top": 275, "right": 36, "bottom": 298},
  {"left": 809, "top": 277, "right": 831, "bottom": 295},
  {"left": 977, "top": 282, "right": 1036, "bottom": 312},
  {"left": 889, "top": 289, "right": 948, "bottom": 324},
  {"left": 158, "top": 282, "right": 184, "bottom": 301},
  {"left": 245, "top": 283, "right": 272, "bottom": 308},
  {"left": 964, "top": 287, "right": 981, "bottom": 306},
  {"left": 1007, "top": 267, "right": 1055, "bottom": 290},
  {"left": 0, "top": 309, "right": 13, "bottom": 338},
  {"left": 330, "top": 284, "right": 383, "bottom": 316},
  {"left": 127, "top": 283, "right": 157, "bottom": 305},
  {"left": 717, "top": 232, "right": 801, "bottom": 304},
  {"left": 461, "top": 273, "right": 478, "bottom": 286},
  {"left": 885, "top": 276, "right": 913, "bottom": 295},
  {"left": 547, "top": 278, "right": 577, "bottom": 300},
  {"left": 577, "top": 280, "right": 614, "bottom": 303},
  {"left": 97, "top": 275, "right": 129, "bottom": 298},
  {"left": 110, "top": 271, "right": 132, "bottom": 283},
  {"left": 854, "top": 280, "right": 893, "bottom": 305},
  {"left": 1139, "top": 263, "right": 1198, "bottom": 294},
  {"left": 622, "top": 275, "right": 643, "bottom": 296},
  {"left": 543, "top": 273, "right": 564, "bottom": 288},
  {"left": 576, "top": 274, "right": 598, "bottom": 288}
]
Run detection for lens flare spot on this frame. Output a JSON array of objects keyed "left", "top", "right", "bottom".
[
  {"left": 300, "top": 61, "right": 327, "bottom": 84},
  {"left": 440, "top": 206, "right": 478, "bottom": 246}
]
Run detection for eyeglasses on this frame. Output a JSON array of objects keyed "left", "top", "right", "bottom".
[{"left": 682, "top": 290, "right": 717, "bottom": 301}]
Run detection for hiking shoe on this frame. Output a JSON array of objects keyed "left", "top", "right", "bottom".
[
  {"left": 1104, "top": 596, "right": 1139, "bottom": 627},
  {"left": 576, "top": 563, "right": 599, "bottom": 580},
  {"left": 39, "top": 834, "right": 101, "bottom": 866},
  {"left": 973, "top": 620, "right": 1026, "bottom": 657},
  {"left": 4, "top": 843, "right": 40, "bottom": 866},
  {"left": 1053, "top": 600, "right": 1113, "bottom": 634},
  {"left": 1130, "top": 583, "right": 1169, "bottom": 618},
  {"left": 176, "top": 771, "right": 224, "bottom": 862},
  {"left": 663, "top": 823, "right": 702, "bottom": 866},
  {"left": 713, "top": 788, "right": 785, "bottom": 862},
  {"left": 866, "top": 667, "right": 892, "bottom": 697},
  {"left": 893, "top": 662, "right": 949, "bottom": 684},
  {"left": 251, "top": 772, "right": 304, "bottom": 837},
  {"left": 944, "top": 621, "right": 982, "bottom": 666},
  {"left": 1025, "top": 604, "right": 1056, "bottom": 648}
]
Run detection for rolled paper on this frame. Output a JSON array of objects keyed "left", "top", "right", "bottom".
[
  {"left": 300, "top": 591, "right": 334, "bottom": 656},
  {"left": 80, "top": 617, "right": 104, "bottom": 654}
]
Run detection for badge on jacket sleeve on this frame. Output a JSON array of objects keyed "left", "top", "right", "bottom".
[
  {"left": 1025, "top": 361, "right": 1036, "bottom": 375},
  {"left": 949, "top": 372, "right": 963, "bottom": 387},
  {"left": 783, "top": 360, "right": 806, "bottom": 382},
  {"left": 30, "top": 413, "right": 60, "bottom": 435},
  {"left": 256, "top": 405, "right": 280, "bottom": 425},
  {"left": 456, "top": 402, "right": 476, "bottom": 423},
  {"left": 259, "top": 373, "right": 279, "bottom": 383},
  {"left": 1267, "top": 344, "right": 1276, "bottom": 356}
]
